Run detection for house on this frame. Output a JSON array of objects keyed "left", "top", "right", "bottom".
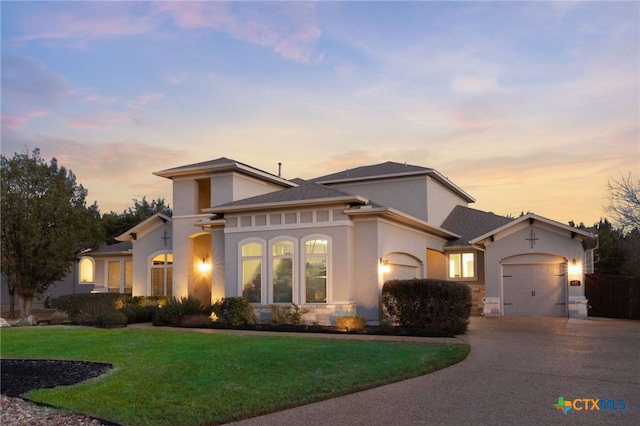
[{"left": 76, "top": 158, "right": 597, "bottom": 323}]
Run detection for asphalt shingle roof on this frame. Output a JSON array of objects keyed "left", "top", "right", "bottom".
[
  {"left": 211, "top": 182, "right": 363, "bottom": 209},
  {"left": 440, "top": 205, "right": 513, "bottom": 247},
  {"left": 311, "top": 161, "right": 434, "bottom": 182}
]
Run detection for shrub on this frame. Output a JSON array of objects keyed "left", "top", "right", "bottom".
[
  {"left": 152, "top": 296, "right": 212, "bottom": 326},
  {"left": 288, "top": 304, "right": 309, "bottom": 326},
  {"left": 118, "top": 307, "right": 138, "bottom": 324},
  {"left": 57, "top": 293, "right": 121, "bottom": 324},
  {"left": 335, "top": 316, "right": 366, "bottom": 332},
  {"left": 97, "top": 310, "right": 128, "bottom": 328},
  {"left": 211, "top": 297, "right": 257, "bottom": 326},
  {"left": 128, "top": 305, "right": 155, "bottom": 323},
  {"left": 268, "top": 304, "right": 291, "bottom": 324},
  {"left": 382, "top": 278, "right": 472, "bottom": 335}
]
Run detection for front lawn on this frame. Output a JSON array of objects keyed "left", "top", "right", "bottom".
[{"left": 1, "top": 326, "right": 468, "bottom": 425}]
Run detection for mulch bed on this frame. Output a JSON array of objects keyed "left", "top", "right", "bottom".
[{"left": 0, "top": 359, "right": 113, "bottom": 397}]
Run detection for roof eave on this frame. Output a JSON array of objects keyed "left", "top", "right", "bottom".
[
  {"left": 347, "top": 206, "right": 460, "bottom": 239},
  {"left": 204, "top": 195, "right": 369, "bottom": 214}
]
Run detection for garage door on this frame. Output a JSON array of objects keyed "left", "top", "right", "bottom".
[{"left": 502, "top": 263, "right": 567, "bottom": 316}]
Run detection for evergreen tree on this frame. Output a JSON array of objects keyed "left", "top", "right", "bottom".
[
  {"left": 1, "top": 149, "right": 101, "bottom": 318},
  {"left": 100, "top": 197, "right": 172, "bottom": 244}
]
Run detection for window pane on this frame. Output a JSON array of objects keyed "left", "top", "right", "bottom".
[
  {"left": 124, "top": 261, "right": 133, "bottom": 295},
  {"left": 108, "top": 261, "right": 120, "bottom": 293},
  {"left": 151, "top": 268, "right": 163, "bottom": 296},
  {"left": 305, "top": 257, "right": 327, "bottom": 303},
  {"left": 305, "top": 239, "right": 327, "bottom": 254},
  {"left": 242, "top": 259, "right": 261, "bottom": 303},
  {"left": 166, "top": 268, "right": 172, "bottom": 296},
  {"left": 462, "top": 253, "right": 475, "bottom": 278},
  {"left": 449, "top": 253, "right": 461, "bottom": 278},
  {"left": 242, "top": 242, "right": 262, "bottom": 257},
  {"left": 272, "top": 241, "right": 293, "bottom": 256},
  {"left": 152, "top": 254, "right": 165, "bottom": 265},
  {"left": 273, "top": 258, "right": 293, "bottom": 303},
  {"left": 166, "top": 253, "right": 173, "bottom": 264},
  {"left": 79, "top": 258, "right": 94, "bottom": 283}
]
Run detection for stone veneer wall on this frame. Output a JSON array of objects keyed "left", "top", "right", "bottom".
[
  {"left": 466, "top": 283, "right": 485, "bottom": 316},
  {"left": 254, "top": 304, "right": 357, "bottom": 326}
]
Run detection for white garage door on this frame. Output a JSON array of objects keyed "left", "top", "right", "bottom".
[{"left": 502, "top": 263, "right": 567, "bottom": 317}]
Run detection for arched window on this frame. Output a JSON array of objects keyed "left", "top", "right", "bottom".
[
  {"left": 241, "top": 241, "right": 263, "bottom": 303},
  {"left": 150, "top": 252, "right": 173, "bottom": 297},
  {"left": 79, "top": 257, "right": 95, "bottom": 284},
  {"left": 304, "top": 238, "right": 328, "bottom": 303},
  {"left": 271, "top": 240, "right": 294, "bottom": 303}
]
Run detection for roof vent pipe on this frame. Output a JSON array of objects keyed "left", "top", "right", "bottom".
[{"left": 278, "top": 162, "right": 282, "bottom": 177}]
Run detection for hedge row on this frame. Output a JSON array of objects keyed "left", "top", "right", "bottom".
[
  {"left": 382, "top": 278, "right": 472, "bottom": 335},
  {"left": 56, "top": 293, "right": 167, "bottom": 326}
]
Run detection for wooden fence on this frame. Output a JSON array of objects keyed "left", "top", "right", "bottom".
[{"left": 585, "top": 274, "right": 640, "bottom": 320}]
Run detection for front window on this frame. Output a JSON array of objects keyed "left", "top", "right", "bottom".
[
  {"left": 108, "top": 261, "right": 121, "bottom": 293},
  {"left": 151, "top": 253, "right": 173, "bottom": 296},
  {"left": 305, "top": 239, "right": 327, "bottom": 303},
  {"left": 449, "top": 252, "right": 475, "bottom": 279},
  {"left": 79, "top": 257, "right": 94, "bottom": 283},
  {"left": 272, "top": 241, "right": 294, "bottom": 303},
  {"left": 241, "top": 242, "right": 262, "bottom": 303}
]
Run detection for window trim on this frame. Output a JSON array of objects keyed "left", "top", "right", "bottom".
[
  {"left": 268, "top": 237, "right": 297, "bottom": 304},
  {"left": 78, "top": 256, "right": 95, "bottom": 284},
  {"left": 149, "top": 250, "right": 173, "bottom": 297},
  {"left": 301, "top": 235, "right": 331, "bottom": 304},
  {"left": 447, "top": 251, "right": 477, "bottom": 281},
  {"left": 238, "top": 238, "right": 266, "bottom": 304}
]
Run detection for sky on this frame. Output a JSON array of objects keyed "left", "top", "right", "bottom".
[{"left": 2, "top": 1, "right": 638, "bottom": 227}]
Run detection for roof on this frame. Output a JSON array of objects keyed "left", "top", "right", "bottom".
[
  {"left": 205, "top": 182, "right": 369, "bottom": 213},
  {"left": 311, "top": 161, "right": 435, "bottom": 182},
  {"left": 116, "top": 212, "right": 172, "bottom": 242},
  {"left": 440, "top": 206, "right": 513, "bottom": 248},
  {"left": 153, "top": 157, "right": 294, "bottom": 187},
  {"left": 87, "top": 241, "right": 132, "bottom": 255},
  {"left": 311, "top": 161, "right": 475, "bottom": 203},
  {"left": 469, "top": 212, "right": 597, "bottom": 246}
]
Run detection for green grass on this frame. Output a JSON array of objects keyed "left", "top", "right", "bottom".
[{"left": 1, "top": 326, "right": 469, "bottom": 425}]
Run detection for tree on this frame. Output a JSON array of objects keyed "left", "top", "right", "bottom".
[
  {"left": 605, "top": 172, "right": 640, "bottom": 231},
  {"left": 1, "top": 149, "right": 101, "bottom": 318},
  {"left": 594, "top": 218, "right": 625, "bottom": 275},
  {"left": 100, "top": 197, "right": 172, "bottom": 244}
]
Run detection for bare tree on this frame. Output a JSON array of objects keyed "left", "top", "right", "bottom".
[{"left": 605, "top": 172, "right": 640, "bottom": 231}]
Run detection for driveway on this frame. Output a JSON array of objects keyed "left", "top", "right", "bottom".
[{"left": 229, "top": 317, "right": 640, "bottom": 425}]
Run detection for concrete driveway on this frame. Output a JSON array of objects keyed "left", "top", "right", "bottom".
[{"left": 230, "top": 317, "right": 640, "bottom": 425}]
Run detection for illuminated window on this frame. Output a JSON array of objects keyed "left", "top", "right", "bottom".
[
  {"left": 151, "top": 252, "right": 173, "bottom": 297},
  {"left": 108, "top": 261, "right": 121, "bottom": 293},
  {"left": 449, "top": 252, "right": 475, "bottom": 279},
  {"left": 241, "top": 242, "right": 263, "bottom": 303},
  {"left": 79, "top": 257, "right": 95, "bottom": 284},
  {"left": 304, "top": 238, "right": 328, "bottom": 303},
  {"left": 272, "top": 240, "right": 294, "bottom": 303}
]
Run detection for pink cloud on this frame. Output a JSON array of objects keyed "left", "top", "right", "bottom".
[
  {"left": 154, "top": 2, "right": 323, "bottom": 64},
  {"left": 1, "top": 110, "right": 47, "bottom": 129},
  {"left": 13, "top": 7, "right": 156, "bottom": 44}
]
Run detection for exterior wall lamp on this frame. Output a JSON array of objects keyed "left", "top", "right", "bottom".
[
  {"left": 379, "top": 258, "right": 391, "bottom": 273},
  {"left": 568, "top": 258, "right": 582, "bottom": 285},
  {"left": 198, "top": 256, "right": 212, "bottom": 274}
]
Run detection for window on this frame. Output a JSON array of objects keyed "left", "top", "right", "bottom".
[
  {"left": 449, "top": 252, "right": 475, "bottom": 279},
  {"left": 124, "top": 261, "right": 133, "bottom": 295},
  {"left": 151, "top": 252, "right": 173, "bottom": 297},
  {"left": 241, "top": 242, "right": 263, "bottom": 303},
  {"left": 304, "top": 239, "right": 327, "bottom": 303},
  {"left": 79, "top": 257, "right": 94, "bottom": 284},
  {"left": 272, "top": 240, "right": 294, "bottom": 303},
  {"left": 108, "top": 261, "right": 121, "bottom": 293}
]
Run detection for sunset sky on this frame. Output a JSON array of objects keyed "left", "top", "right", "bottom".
[{"left": 2, "top": 1, "right": 638, "bottom": 227}]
